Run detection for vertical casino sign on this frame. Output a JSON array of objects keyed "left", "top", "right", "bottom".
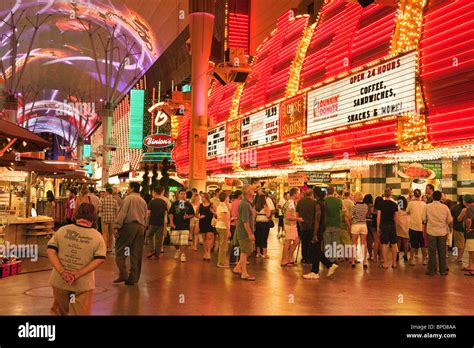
[{"left": 280, "top": 94, "right": 306, "bottom": 141}]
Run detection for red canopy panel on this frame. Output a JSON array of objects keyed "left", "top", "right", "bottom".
[
  {"left": 173, "top": 112, "right": 191, "bottom": 176},
  {"left": 302, "top": 120, "right": 398, "bottom": 162},
  {"left": 420, "top": 0, "right": 474, "bottom": 146},
  {"left": 239, "top": 143, "right": 292, "bottom": 171},
  {"left": 208, "top": 83, "right": 238, "bottom": 125},
  {"left": 300, "top": 0, "right": 398, "bottom": 90},
  {"left": 238, "top": 11, "right": 309, "bottom": 114}
]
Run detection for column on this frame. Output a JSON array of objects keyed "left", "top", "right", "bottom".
[
  {"left": 188, "top": 0, "right": 215, "bottom": 192},
  {"left": 101, "top": 105, "right": 113, "bottom": 186},
  {"left": 442, "top": 158, "right": 458, "bottom": 201}
]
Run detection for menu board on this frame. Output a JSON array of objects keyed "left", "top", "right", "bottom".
[
  {"left": 207, "top": 125, "right": 226, "bottom": 157},
  {"left": 241, "top": 105, "right": 279, "bottom": 148},
  {"left": 280, "top": 94, "right": 306, "bottom": 141},
  {"left": 307, "top": 52, "right": 417, "bottom": 133}
]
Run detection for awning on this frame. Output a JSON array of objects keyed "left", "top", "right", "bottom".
[{"left": 0, "top": 119, "right": 50, "bottom": 154}]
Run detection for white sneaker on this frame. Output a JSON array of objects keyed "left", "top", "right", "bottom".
[
  {"left": 174, "top": 251, "right": 181, "bottom": 259},
  {"left": 327, "top": 264, "right": 339, "bottom": 278},
  {"left": 303, "top": 272, "right": 320, "bottom": 280},
  {"left": 180, "top": 253, "right": 186, "bottom": 262}
]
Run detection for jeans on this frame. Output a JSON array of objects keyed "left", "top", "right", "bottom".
[
  {"left": 216, "top": 227, "right": 229, "bottom": 266},
  {"left": 323, "top": 226, "right": 341, "bottom": 262},
  {"left": 310, "top": 238, "right": 333, "bottom": 273},
  {"left": 300, "top": 228, "right": 313, "bottom": 262},
  {"left": 428, "top": 234, "right": 447, "bottom": 274},
  {"left": 115, "top": 222, "right": 145, "bottom": 283},
  {"left": 146, "top": 225, "right": 165, "bottom": 254}
]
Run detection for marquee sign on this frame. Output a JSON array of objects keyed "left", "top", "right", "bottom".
[
  {"left": 280, "top": 94, "right": 306, "bottom": 141},
  {"left": 241, "top": 105, "right": 279, "bottom": 149},
  {"left": 207, "top": 125, "right": 226, "bottom": 157},
  {"left": 307, "top": 52, "right": 417, "bottom": 133}
]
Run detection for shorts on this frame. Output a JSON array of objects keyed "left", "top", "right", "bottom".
[
  {"left": 409, "top": 229, "right": 424, "bottom": 249},
  {"left": 466, "top": 239, "right": 474, "bottom": 252},
  {"left": 453, "top": 230, "right": 465, "bottom": 250},
  {"left": 284, "top": 224, "right": 298, "bottom": 241},
  {"left": 235, "top": 237, "right": 254, "bottom": 254},
  {"left": 380, "top": 224, "right": 397, "bottom": 245},
  {"left": 351, "top": 223, "right": 368, "bottom": 235},
  {"left": 170, "top": 230, "right": 190, "bottom": 246}
]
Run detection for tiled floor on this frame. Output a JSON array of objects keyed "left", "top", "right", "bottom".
[{"left": 0, "top": 230, "right": 472, "bottom": 315}]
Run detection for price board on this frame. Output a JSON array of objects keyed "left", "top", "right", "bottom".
[
  {"left": 206, "top": 125, "right": 226, "bottom": 157},
  {"left": 241, "top": 105, "right": 279, "bottom": 148}
]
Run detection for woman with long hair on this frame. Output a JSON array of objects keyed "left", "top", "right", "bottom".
[
  {"left": 363, "top": 194, "right": 374, "bottom": 261},
  {"left": 254, "top": 192, "right": 272, "bottom": 258},
  {"left": 190, "top": 194, "right": 201, "bottom": 252},
  {"left": 199, "top": 193, "right": 216, "bottom": 261}
]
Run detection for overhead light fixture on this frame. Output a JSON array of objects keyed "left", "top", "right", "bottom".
[
  {"left": 22, "top": 141, "right": 27, "bottom": 147},
  {"left": 358, "top": 0, "right": 375, "bottom": 7}
]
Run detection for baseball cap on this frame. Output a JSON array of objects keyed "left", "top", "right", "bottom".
[{"left": 463, "top": 194, "right": 473, "bottom": 204}]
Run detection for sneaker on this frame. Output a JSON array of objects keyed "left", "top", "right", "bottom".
[
  {"left": 327, "top": 264, "right": 339, "bottom": 278},
  {"left": 174, "top": 251, "right": 181, "bottom": 259},
  {"left": 303, "top": 272, "right": 320, "bottom": 280},
  {"left": 217, "top": 264, "right": 230, "bottom": 268},
  {"left": 180, "top": 253, "right": 186, "bottom": 262}
]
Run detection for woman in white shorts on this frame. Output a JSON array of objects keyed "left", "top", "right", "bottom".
[{"left": 348, "top": 192, "right": 369, "bottom": 268}]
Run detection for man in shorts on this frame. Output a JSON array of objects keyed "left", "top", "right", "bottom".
[
  {"left": 169, "top": 189, "right": 195, "bottom": 262},
  {"left": 232, "top": 185, "right": 256, "bottom": 281},
  {"left": 377, "top": 187, "right": 399, "bottom": 269}
]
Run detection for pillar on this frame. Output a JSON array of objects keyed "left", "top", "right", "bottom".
[
  {"left": 77, "top": 136, "right": 84, "bottom": 166},
  {"left": 101, "top": 105, "right": 113, "bottom": 186},
  {"left": 441, "top": 158, "right": 458, "bottom": 201},
  {"left": 188, "top": 0, "right": 215, "bottom": 192},
  {"left": 4, "top": 96, "right": 18, "bottom": 123}
]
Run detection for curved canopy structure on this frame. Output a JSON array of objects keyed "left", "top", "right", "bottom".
[{"left": 0, "top": 0, "right": 188, "bottom": 141}]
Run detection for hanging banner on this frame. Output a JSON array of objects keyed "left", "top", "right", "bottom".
[
  {"left": 280, "top": 94, "right": 306, "bottom": 141},
  {"left": 307, "top": 52, "right": 417, "bottom": 133},
  {"left": 206, "top": 125, "right": 226, "bottom": 157},
  {"left": 241, "top": 105, "right": 279, "bottom": 148}
]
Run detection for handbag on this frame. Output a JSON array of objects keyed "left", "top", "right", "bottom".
[{"left": 268, "top": 219, "right": 275, "bottom": 228}]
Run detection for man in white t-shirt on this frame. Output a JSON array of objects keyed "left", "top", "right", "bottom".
[{"left": 406, "top": 188, "right": 427, "bottom": 265}]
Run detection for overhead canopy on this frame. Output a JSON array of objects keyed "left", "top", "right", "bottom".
[{"left": 0, "top": 0, "right": 189, "bottom": 140}]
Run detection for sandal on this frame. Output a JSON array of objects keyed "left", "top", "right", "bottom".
[
  {"left": 381, "top": 265, "right": 389, "bottom": 269},
  {"left": 232, "top": 269, "right": 242, "bottom": 275},
  {"left": 241, "top": 275, "right": 256, "bottom": 281},
  {"left": 464, "top": 271, "right": 474, "bottom": 276}
]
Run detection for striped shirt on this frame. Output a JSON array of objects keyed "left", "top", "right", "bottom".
[{"left": 351, "top": 202, "right": 368, "bottom": 224}]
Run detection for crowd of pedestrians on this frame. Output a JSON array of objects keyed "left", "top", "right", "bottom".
[{"left": 46, "top": 181, "right": 473, "bottom": 315}]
